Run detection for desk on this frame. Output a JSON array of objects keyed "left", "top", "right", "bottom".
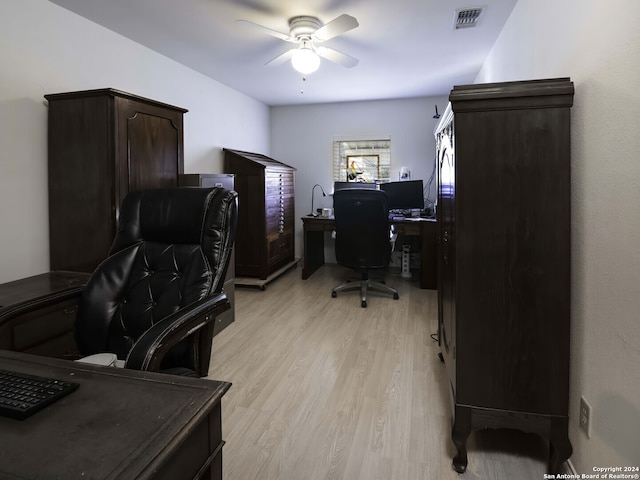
[
  {"left": 301, "top": 216, "right": 438, "bottom": 289},
  {"left": 0, "top": 271, "right": 90, "bottom": 357},
  {"left": 0, "top": 270, "right": 89, "bottom": 308},
  {"left": 0, "top": 350, "right": 230, "bottom": 480}
]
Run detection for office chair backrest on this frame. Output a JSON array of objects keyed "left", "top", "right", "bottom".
[
  {"left": 74, "top": 187, "right": 238, "bottom": 369},
  {"left": 333, "top": 188, "right": 391, "bottom": 269}
]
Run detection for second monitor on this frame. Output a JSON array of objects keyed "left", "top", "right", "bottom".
[{"left": 379, "top": 180, "right": 424, "bottom": 210}]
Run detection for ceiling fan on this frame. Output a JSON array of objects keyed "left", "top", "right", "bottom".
[{"left": 237, "top": 14, "right": 359, "bottom": 75}]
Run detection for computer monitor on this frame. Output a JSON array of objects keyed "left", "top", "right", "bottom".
[
  {"left": 379, "top": 180, "right": 424, "bottom": 210},
  {"left": 333, "top": 181, "right": 378, "bottom": 192}
]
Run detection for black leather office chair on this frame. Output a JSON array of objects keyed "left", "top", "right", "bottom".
[
  {"left": 331, "top": 188, "right": 399, "bottom": 307},
  {"left": 74, "top": 187, "right": 238, "bottom": 376}
]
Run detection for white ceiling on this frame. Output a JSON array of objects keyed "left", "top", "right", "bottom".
[{"left": 49, "top": 0, "right": 517, "bottom": 106}]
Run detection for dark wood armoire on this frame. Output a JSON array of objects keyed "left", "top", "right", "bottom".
[
  {"left": 46, "top": 88, "right": 187, "bottom": 272},
  {"left": 434, "top": 78, "right": 574, "bottom": 474},
  {"left": 223, "top": 149, "right": 296, "bottom": 280}
]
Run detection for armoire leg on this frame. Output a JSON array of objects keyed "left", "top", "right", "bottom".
[
  {"left": 548, "top": 417, "right": 572, "bottom": 474},
  {"left": 452, "top": 406, "right": 471, "bottom": 473}
]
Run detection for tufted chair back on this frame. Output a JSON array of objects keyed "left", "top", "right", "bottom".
[{"left": 74, "top": 187, "right": 238, "bottom": 375}]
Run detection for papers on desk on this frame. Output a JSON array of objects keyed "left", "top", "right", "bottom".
[{"left": 391, "top": 216, "right": 435, "bottom": 222}]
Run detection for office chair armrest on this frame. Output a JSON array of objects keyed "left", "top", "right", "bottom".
[{"left": 124, "top": 292, "right": 231, "bottom": 373}]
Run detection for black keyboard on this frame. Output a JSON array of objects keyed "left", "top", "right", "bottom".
[{"left": 0, "top": 369, "right": 79, "bottom": 420}]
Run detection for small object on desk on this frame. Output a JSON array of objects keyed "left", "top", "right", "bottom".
[
  {"left": 0, "top": 369, "right": 79, "bottom": 420},
  {"left": 309, "top": 183, "right": 327, "bottom": 216},
  {"left": 75, "top": 352, "right": 123, "bottom": 367}
]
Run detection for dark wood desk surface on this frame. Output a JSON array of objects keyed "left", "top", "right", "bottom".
[
  {"left": 301, "top": 216, "right": 438, "bottom": 289},
  {"left": 0, "top": 271, "right": 89, "bottom": 308},
  {"left": 0, "top": 350, "right": 231, "bottom": 480},
  {"left": 0, "top": 271, "right": 91, "bottom": 357}
]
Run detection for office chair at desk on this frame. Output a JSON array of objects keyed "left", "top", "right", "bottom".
[{"left": 331, "top": 188, "right": 399, "bottom": 308}]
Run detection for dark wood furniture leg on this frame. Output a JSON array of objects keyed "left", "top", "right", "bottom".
[
  {"left": 302, "top": 225, "right": 326, "bottom": 279},
  {"left": 451, "top": 405, "right": 471, "bottom": 473},
  {"left": 549, "top": 416, "right": 573, "bottom": 474},
  {"left": 420, "top": 221, "right": 438, "bottom": 290},
  {"left": 449, "top": 406, "right": 572, "bottom": 475}
]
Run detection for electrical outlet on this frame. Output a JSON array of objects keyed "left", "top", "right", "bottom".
[{"left": 580, "top": 396, "right": 592, "bottom": 438}]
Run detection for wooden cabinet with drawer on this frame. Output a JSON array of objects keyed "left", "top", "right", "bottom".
[
  {"left": 0, "top": 271, "right": 90, "bottom": 358},
  {"left": 223, "top": 149, "right": 296, "bottom": 280},
  {"left": 265, "top": 169, "right": 295, "bottom": 267}
]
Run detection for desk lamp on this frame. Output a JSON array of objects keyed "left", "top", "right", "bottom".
[{"left": 308, "top": 183, "right": 326, "bottom": 216}]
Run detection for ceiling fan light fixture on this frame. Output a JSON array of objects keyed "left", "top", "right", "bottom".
[{"left": 291, "top": 46, "right": 320, "bottom": 75}]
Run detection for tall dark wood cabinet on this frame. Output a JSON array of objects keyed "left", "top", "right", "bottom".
[
  {"left": 46, "top": 88, "right": 187, "bottom": 272},
  {"left": 179, "top": 174, "right": 236, "bottom": 336},
  {"left": 434, "top": 78, "right": 574, "bottom": 473},
  {"left": 223, "top": 149, "right": 296, "bottom": 280}
]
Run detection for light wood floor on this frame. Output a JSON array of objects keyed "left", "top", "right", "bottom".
[{"left": 208, "top": 264, "right": 549, "bottom": 480}]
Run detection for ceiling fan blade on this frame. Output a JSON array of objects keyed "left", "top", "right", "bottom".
[
  {"left": 316, "top": 46, "right": 359, "bottom": 68},
  {"left": 236, "top": 19, "right": 294, "bottom": 42},
  {"left": 265, "top": 49, "right": 295, "bottom": 66},
  {"left": 314, "top": 14, "right": 359, "bottom": 41}
]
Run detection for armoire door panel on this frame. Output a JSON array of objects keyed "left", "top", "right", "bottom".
[{"left": 126, "top": 113, "right": 181, "bottom": 191}]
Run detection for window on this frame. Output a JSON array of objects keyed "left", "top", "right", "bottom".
[{"left": 333, "top": 139, "right": 391, "bottom": 184}]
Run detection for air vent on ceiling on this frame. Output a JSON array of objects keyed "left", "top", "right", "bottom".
[{"left": 454, "top": 6, "right": 486, "bottom": 29}]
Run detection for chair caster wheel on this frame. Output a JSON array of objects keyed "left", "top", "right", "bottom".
[
  {"left": 361, "top": 300, "right": 367, "bottom": 308},
  {"left": 393, "top": 293, "right": 399, "bottom": 300},
  {"left": 331, "top": 291, "right": 337, "bottom": 298}
]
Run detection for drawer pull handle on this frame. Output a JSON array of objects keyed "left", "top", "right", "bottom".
[{"left": 63, "top": 307, "right": 78, "bottom": 315}]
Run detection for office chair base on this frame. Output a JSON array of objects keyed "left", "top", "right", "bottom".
[{"left": 331, "top": 279, "right": 399, "bottom": 308}]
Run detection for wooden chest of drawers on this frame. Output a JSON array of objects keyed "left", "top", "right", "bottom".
[{"left": 223, "top": 149, "right": 296, "bottom": 279}]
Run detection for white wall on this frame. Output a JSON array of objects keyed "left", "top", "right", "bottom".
[
  {"left": 476, "top": 0, "right": 640, "bottom": 473},
  {"left": 270, "top": 96, "right": 447, "bottom": 261},
  {"left": 0, "top": 0, "right": 270, "bottom": 284}
]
